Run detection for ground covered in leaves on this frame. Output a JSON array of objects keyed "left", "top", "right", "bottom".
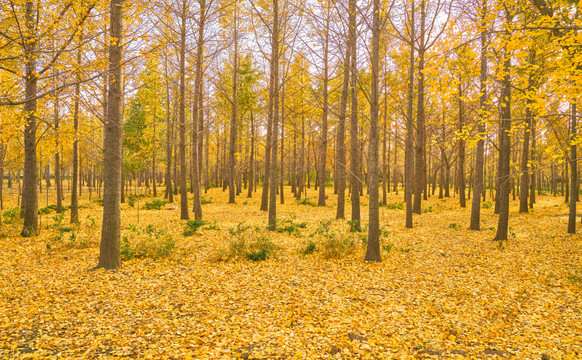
[{"left": 1, "top": 186, "right": 581, "bottom": 359}]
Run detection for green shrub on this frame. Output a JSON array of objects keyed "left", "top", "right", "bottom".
[
  {"left": 448, "top": 223, "right": 459, "bottom": 229},
  {"left": 183, "top": 219, "right": 206, "bottom": 236},
  {"left": 39, "top": 204, "right": 57, "bottom": 214},
  {"left": 322, "top": 233, "right": 356, "bottom": 259},
  {"left": 121, "top": 225, "right": 175, "bottom": 260},
  {"left": 301, "top": 240, "right": 317, "bottom": 255},
  {"left": 422, "top": 205, "right": 434, "bottom": 213},
  {"left": 381, "top": 202, "right": 403, "bottom": 210},
  {"left": 127, "top": 194, "right": 146, "bottom": 207},
  {"left": 203, "top": 220, "right": 221, "bottom": 231},
  {"left": 482, "top": 201, "right": 493, "bottom": 209},
  {"left": 296, "top": 197, "right": 316, "bottom": 207},
  {"left": 347, "top": 219, "right": 360, "bottom": 232},
  {"left": 143, "top": 199, "right": 168, "bottom": 210},
  {"left": 201, "top": 195, "right": 212, "bottom": 205},
  {"left": 213, "top": 227, "right": 277, "bottom": 262},
  {"left": 228, "top": 222, "right": 252, "bottom": 236},
  {"left": 3, "top": 207, "right": 20, "bottom": 224},
  {"left": 276, "top": 218, "right": 307, "bottom": 236},
  {"left": 93, "top": 199, "right": 103, "bottom": 206},
  {"left": 246, "top": 236, "right": 276, "bottom": 261}
]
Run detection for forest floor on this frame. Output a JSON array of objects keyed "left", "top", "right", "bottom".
[{"left": 0, "top": 185, "right": 581, "bottom": 359}]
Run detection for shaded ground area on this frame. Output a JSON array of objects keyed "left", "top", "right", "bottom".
[{"left": 0, "top": 187, "right": 581, "bottom": 358}]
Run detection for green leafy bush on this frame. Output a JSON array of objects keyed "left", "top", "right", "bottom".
[
  {"left": 143, "top": 199, "right": 168, "bottom": 210},
  {"left": 3, "top": 207, "right": 20, "bottom": 224},
  {"left": 301, "top": 240, "right": 317, "bottom": 255},
  {"left": 183, "top": 219, "right": 206, "bottom": 236},
  {"left": 121, "top": 225, "right": 175, "bottom": 260}
]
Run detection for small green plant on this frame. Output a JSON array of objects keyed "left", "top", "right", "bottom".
[
  {"left": 93, "top": 199, "right": 103, "bottom": 206},
  {"left": 143, "top": 199, "right": 168, "bottom": 210},
  {"left": 3, "top": 207, "right": 20, "bottom": 224},
  {"left": 482, "top": 201, "right": 493, "bottom": 209},
  {"left": 422, "top": 206, "right": 434, "bottom": 213},
  {"left": 508, "top": 227, "right": 516, "bottom": 238},
  {"left": 382, "top": 244, "right": 392, "bottom": 253},
  {"left": 127, "top": 194, "right": 146, "bottom": 208},
  {"left": 449, "top": 223, "right": 459, "bottom": 229},
  {"left": 347, "top": 219, "right": 360, "bottom": 232},
  {"left": 380, "top": 226, "right": 390, "bottom": 238},
  {"left": 301, "top": 240, "right": 317, "bottom": 255},
  {"left": 322, "top": 233, "right": 356, "bottom": 259},
  {"left": 229, "top": 222, "right": 252, "bottom": 236},
  {"left": 203, "top": 220, "right": 221, "bottom": 231},
  {"left": 121, "top": 225, "right": 175, "bottom": 260},
  {"left": 296, "top": 197, "right": 316, "bottom": 207},
  {"left": 201, "top": 195, "right": 213, "bottom": 205},
  {"left": 497, "top": 240, "right": 504, "bottom": 249},
  {"left": 246, "top": 236, "right": 276, "bottom": 261},
  {"left": 39, "top": 204, "right": 57, "bottom": 214},
  {"left": 276, "top": 218, "right": 307, "bottom": 236},
  {"left": 183, "top": 219, "right": 206, "bottom": 236},
  {"left": 383, "top": 202, "right": 403, "bottom": 210}
]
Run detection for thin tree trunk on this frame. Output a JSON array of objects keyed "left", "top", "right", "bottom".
[
  {"left": 404, "top": 0, "right": 415, "bottom": 228},
  {"left": 349, "top": 0, "right": 360, "bottom": 231},
  {"left": 178, "top": 0, "right": 189, "bottom": 220}
]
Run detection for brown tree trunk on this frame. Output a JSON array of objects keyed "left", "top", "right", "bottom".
[
  {"left": 365, "top": 0, "right": 381, "bottom": 262},
  {"left": 470, "top": 0, "right": 487, "bottom": 230},
  {"left": 404, "top": 0, "right": 415, "bottom": 228},
  {"left": 268, "top": 0, "right": 279, "bottom": 230},
  {"left": 349, "top": 0, "right": 360, "bottom": 231},
  {"left": 178, "top": 0, "right": 189, "bottom": 220},
  {"left": 494, "top": 11, "right": 513, "bottom": 241},
  {"left": 98, "top": 0, "right": 125, "bottom": 270}
]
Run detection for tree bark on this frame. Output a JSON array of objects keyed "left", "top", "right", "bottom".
[
  {"left": 178, "top": 0, "right": 189, "bottom": 220},
  {"left": 349, "top": 0, "right": 360, "bottom": 231},
  {"left": 404, "top": 0, "right": 415, "bottom": 228},
  {"left": 98, "top": 0, "right": 125, "bottom": 270},
  {"left": 365, "top": 0, "right": 381, "bottom": 262},
  {"left": 470, "top": 0, "right": 487, "bottom": 230},
  {"left": 494, "top": 11, "right": 513, "bottom": 241},
  {"left": 336, "top": 42, "right": 350, "bottom": 219},
  {"left": 268, "top": 0, "right": 279, "bottom": 230}
]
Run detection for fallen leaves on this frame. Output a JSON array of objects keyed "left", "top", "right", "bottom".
[{"left": 0, "top": 189, "right": 581, "bottom": 358}]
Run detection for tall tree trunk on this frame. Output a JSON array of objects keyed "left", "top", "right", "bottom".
[
  {"left": 404, "top": 0, "right": 415, "bottom": 228},
  {"left": 21, "top": 0, "right": 39, "bottom": 237},
  {"left": 178, "top": 0, "right": 189, "bottom": 220},
  {"left": 54, "top": 93, "right": 63, "bottom": 213},
  {"left": 349, "top": 0, "right": 360, "bottom": 231},
  {"left": 248, "top": 111, "right": 255, "bottom": 198},
  {"left": 229, "top": 6, "right": 238, "bottom": 204},
  {"left": 280, "top": 79, "right": 285, "bottom": 204},
  {"left": 458, "top": 78, "right": 466, "bottom": 208},
  {"left": 164, "top": 48, "right": 174, "bottom": 203},
  {"left": 336, "top": 42, "right": 350, "bottom": 219},
  {"left": 268, "top": 0, "right": 280, "bottom": 230},
  {"left": 71, "top": 33, "right": 82, "bottom": 224},
  {"left": 470, "top": 0, "right": 487, "bottom": 230},
  {"left": 494, "top": 11, "right": 513, "bottom": 241},
  {"left": 365, "top": 0, "right": 381, "bottom": 262},
  {"left": 318, "top": 16, "right": 330, "bottom": 207},
  {"left": 569, "top": 102, "right": 577, "bottom": 233},
  {"left": 413, "top": 0, "right": 426, "bottom": 215},
  {"left": 529, "top": 117, "right": 536, "bottom": 208},
  {"left": 519, "top": 68, "right": 534, "bottom": 212},
  {"left": 98, "top": 0, "right": 125, "bottom": 270}
]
